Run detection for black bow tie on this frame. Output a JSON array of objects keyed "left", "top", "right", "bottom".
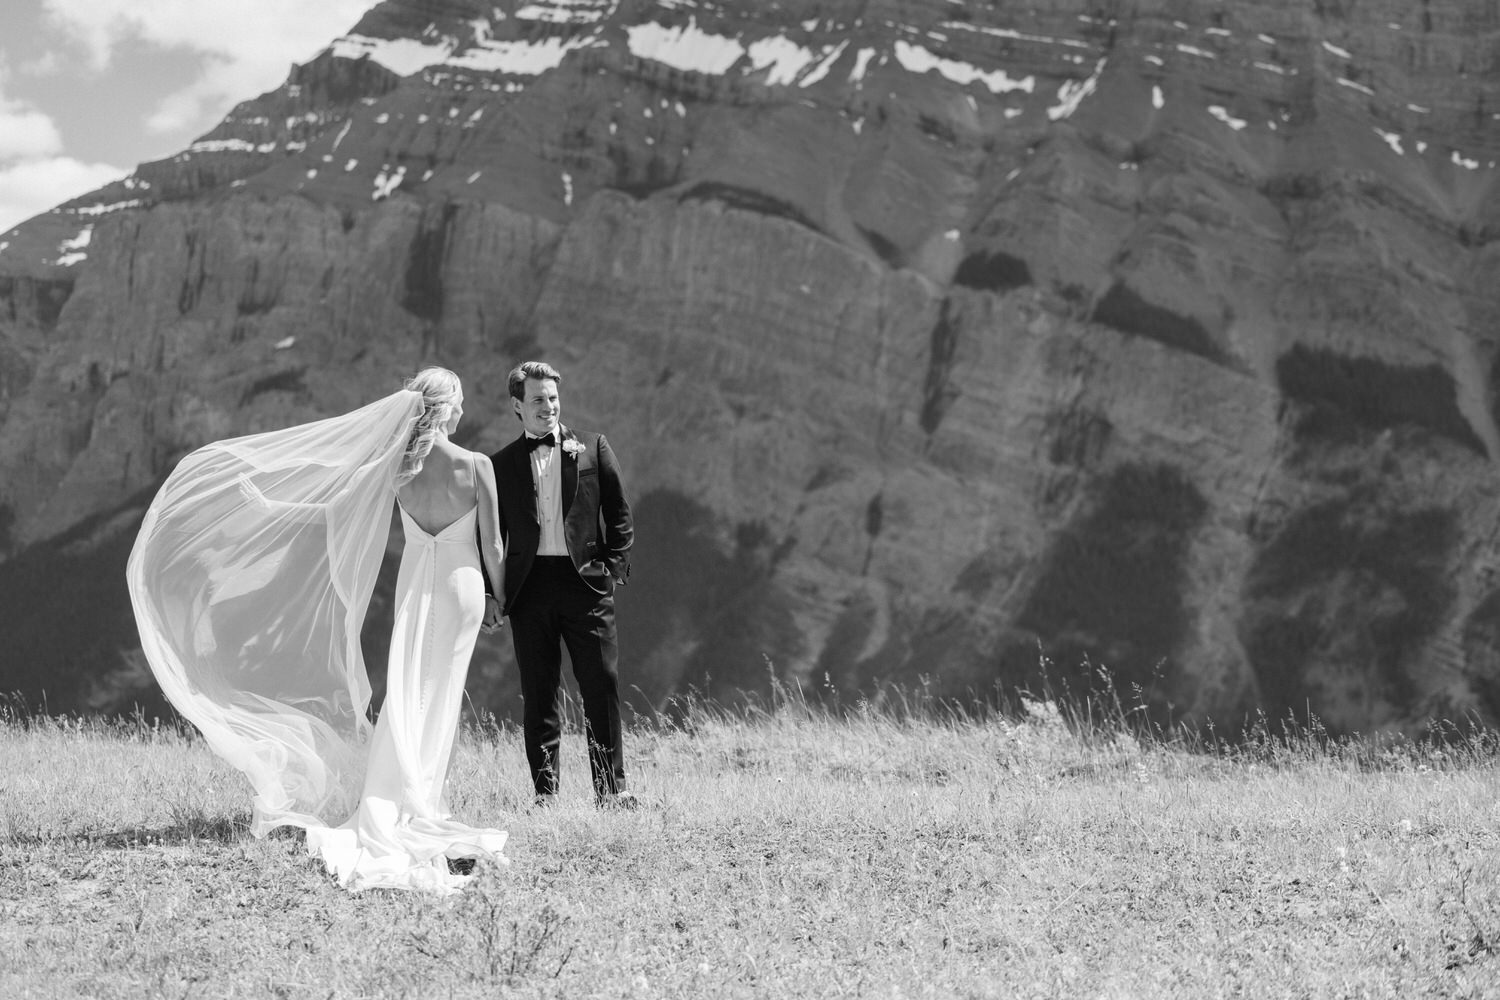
[{"left": 527, "top": 432, "right": 556, "bottom": 452}]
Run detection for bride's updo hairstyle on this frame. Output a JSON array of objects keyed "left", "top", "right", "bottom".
[{"left": 397, "top": 367, "right": 462, "bottom": 485}]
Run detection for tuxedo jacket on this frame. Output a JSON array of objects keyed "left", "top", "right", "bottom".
[{"left": 487, "top": 425, "right": 632, "bottom": 613}]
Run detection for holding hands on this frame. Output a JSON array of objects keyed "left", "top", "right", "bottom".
[{"left": 481, "top": 594, "right": 504, "bottom": 633}]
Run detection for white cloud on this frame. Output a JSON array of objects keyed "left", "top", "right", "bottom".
[
  {"left": 42, "top": 0, "right": 374, "bottom": 134},
  {"left": 0, "top": 98, "right": 64, "bottom": 159},
  {"left": 0, "top": 1, "right": 373, "bottom": 232},
  {"left": 0, "top": 157, "right": 126, "bottom": 234},
  {"left": 0, "top": 74, "right": 123, "bottom": 233},
  {"left": 17, "top": 52, "right": 63, "bottom": 76}
]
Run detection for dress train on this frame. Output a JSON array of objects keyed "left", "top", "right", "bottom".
[{"left": 307, "top": 504, "right": 507, "bottom": 892}]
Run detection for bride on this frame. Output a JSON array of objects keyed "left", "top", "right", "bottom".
[{"left": 127, "top": 368, "right": 509, "bottom": 893}]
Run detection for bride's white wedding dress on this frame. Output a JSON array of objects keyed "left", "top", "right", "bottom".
[
  {"left": 307, "top": 500, "right": 508, "bottom": 892},
  {"left": 127, "top": 390, "right": 507, "bottom": 894}
]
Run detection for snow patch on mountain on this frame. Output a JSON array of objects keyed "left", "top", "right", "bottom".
[
  {"left": 747, "top": 38, "right": 815, "bottom": 85},
  {"left": 516, "top": 0, "right": 616, "bottom": 24},
  {"left": 55, "top": 226, "right": 92, "bottom": 267},
  {"left": 332, "top": 35, "right": 455, "bottom": 76},
  {"left": 372, "top": 165, "right": 406, "bottom": 200},
  {"left": 850, "top": 47, "right": 877, "bottom": 82},
  {"left": 189, "top": 139, "right": 278, "bottom": 154},
  {"left": 893, "top": 41, "right": 1035, "bottom": 94},
  {"left": 1208, "top": 105, "right": 1248, "bottom": 130},
  {"left": 625, "top": 19, "right": 743, "bottom": 74},
  {"left": 794, "top": 39, "right": 848, "bottom": 86},
  {"left": 1047, "top": 58, "right": 1104, "bottom": 120},
  {"left": 69, "top": 200, "right": 144, "bottom": 217},
  {"left": 332, "top": 28, "right": 600, "bottom": 77},
  {"left": 1374, "top": 128, "right": 1404, "bottom": 155},
  {"left": 452, "top": 34, "right": 600, "bottom": 72},
  {"left": 942, "top": 19, "right": 1093, "bottom": 50}
]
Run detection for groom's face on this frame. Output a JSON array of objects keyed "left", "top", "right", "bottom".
[{"left": 515, "top": 377, "right": 560, "bottom": 437}]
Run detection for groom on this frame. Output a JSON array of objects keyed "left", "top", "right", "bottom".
[{"left": 481, "top": 361, "right": 635, "bottom": 806}]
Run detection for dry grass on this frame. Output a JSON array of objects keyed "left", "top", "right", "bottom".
[{"left": 2, "top": 695, "right": 1499, "bottom": 999}]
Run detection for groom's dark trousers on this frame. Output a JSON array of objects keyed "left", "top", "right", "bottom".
[{"left": 488, "top": 428, "right": 632, "bottom": 797}]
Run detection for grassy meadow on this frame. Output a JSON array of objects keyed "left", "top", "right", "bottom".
[{"left": 2, "top": 693, "right": 1499, "bottom": 999}]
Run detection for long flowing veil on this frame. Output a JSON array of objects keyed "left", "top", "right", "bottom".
[{"left": 127, "top": 390, "right": 423, "bottom": 834}]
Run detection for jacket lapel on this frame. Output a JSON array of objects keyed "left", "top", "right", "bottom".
[
  {"left": 561, "top": 424, "right": 578, "bottom": 516},
  {"left": 514, "top": 436, "right": 538, "bottom": 524}
]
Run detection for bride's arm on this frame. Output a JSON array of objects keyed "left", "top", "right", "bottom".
[
  {"left": 474, "top": 456, "right": 505, "bottom": 604},
  {"left": 237, "top": 475, "right": 329, "bottom": 524}
]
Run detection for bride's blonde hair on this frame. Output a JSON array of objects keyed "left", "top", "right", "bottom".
[{"left": 397, "top": 367, "right": 461, "bottom": 485}]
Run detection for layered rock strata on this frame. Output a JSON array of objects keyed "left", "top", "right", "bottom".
[{"left": 2, "top": 0, "right": 1499, "bottom": 731}]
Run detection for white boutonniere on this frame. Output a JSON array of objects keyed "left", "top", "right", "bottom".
[{"left": 562, "top": 437, "right": 585, "bottom": 460}]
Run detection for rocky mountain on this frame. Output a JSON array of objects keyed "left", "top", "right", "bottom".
[{"left": 3, "top": 0, "right": 1499, "bottom": 733}]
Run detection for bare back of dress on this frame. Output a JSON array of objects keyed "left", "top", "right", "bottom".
[{"left": 308, "top": 453, "right": 507, "bottom": 893}]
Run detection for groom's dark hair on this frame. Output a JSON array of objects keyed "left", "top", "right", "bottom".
[{"left": 507, "top": 361, "right": 562, "bottom": 401}]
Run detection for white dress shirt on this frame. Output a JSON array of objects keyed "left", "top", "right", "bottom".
[{"left": 528, "top": 432, "right": 569, "bottom": 556}]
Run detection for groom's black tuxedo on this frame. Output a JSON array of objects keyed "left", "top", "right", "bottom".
[
  {"left": 489, "top": 426, "right": 632, "bottom": 612},
  {"left": 487, "top": 425, "right": 633, "bottom": 798}
]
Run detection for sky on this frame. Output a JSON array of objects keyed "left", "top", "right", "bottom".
[{"left": 0, "top": 0, "right": 377, "bottom": 234}]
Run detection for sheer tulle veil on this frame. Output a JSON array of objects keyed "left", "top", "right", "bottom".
[{"left": 127, "top": 389, "right": 424, "bottom": 835}]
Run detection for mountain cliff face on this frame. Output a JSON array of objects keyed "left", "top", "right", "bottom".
[{"left": 3, "top": 0, "right": 1499, "bottom": 732}]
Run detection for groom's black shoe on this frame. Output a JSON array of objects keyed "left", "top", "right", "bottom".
[
  {"left": 533, "top": 792, "right": 557, "bottom": 809},
  {"left": 446, "top": 857, "right": 477, "bottom": 876}
]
